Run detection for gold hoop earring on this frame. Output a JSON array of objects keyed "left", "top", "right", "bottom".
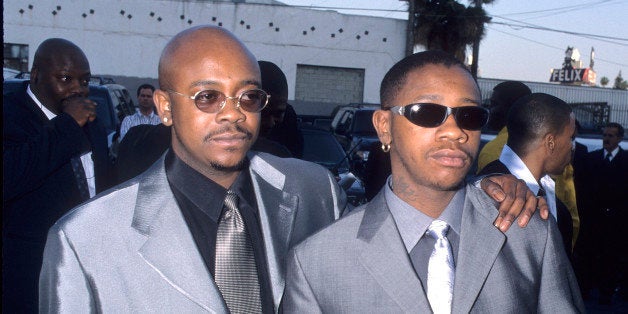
[{"left": 381, "top": 143, "right": 390, "bottom": 153}]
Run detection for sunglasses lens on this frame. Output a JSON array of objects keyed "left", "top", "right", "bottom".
[
  {"left": 239, "top": 90, "right": 268, "bottom": 112},
  {"left": 194, "top": 90, "right": 225, "bottom": 113},
  {"left": 455, "top": 107, "right": 489, "bottom": 130},
  {"left": 406, "top": 103, "right": 447, "bottom": 128}
]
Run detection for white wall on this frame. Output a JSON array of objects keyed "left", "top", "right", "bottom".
[{"left": 3, "top": 0, "right": 406, "bottom": 104}]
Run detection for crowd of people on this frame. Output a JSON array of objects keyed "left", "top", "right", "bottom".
[{"left": 2, "top": 24, "right": 625, "bottom": 313}]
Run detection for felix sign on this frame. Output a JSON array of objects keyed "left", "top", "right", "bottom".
[{"left": 550, "top": 68, "right": 587, "bottom": 83}]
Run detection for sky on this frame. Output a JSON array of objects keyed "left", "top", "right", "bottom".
[{"left": 279, "top": 0, "right": 628, "bottom": 85}]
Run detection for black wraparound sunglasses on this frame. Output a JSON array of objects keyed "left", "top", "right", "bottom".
[{"left": 388, "top": 103, "right": 489, "bottom": 131}]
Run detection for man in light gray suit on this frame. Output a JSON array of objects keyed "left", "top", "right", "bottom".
[
  {"left": 282, "top": 51, "right": 585, "bottom": 313},
  {"left": 38, "top": 26, "right": 347, "bottom": 313},
  {"left": 39, "top": 26, "right": 549, "bottom": 313}
]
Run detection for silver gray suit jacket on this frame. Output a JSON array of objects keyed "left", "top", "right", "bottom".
[
  {"left": 282, "top": 184, "right": 585, "bottom": 313},
  {"left": 39, "top": 151, "right": 347, "bottom": 313}
]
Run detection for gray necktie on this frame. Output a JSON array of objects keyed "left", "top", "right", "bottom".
[
  {"left": 426, "top": 220, "right": 455, "bottom": 314},
  {"left": 215, "top": 190, "right": 262, "bottom": 313}
]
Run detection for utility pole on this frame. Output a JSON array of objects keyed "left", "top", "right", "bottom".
[
  {"left": 470, "top": 0, "right": 481, "bottom": 78},
  {"left": 405, "top": 0, "right": 416, "bottom": 56}
]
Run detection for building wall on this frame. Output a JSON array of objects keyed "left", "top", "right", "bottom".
[{"left": 3, "top": 0, "right": 407, "bottom": 114}]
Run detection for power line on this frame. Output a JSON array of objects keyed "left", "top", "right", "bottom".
[
  {"left": 491, "top": 21, "right": 628, "bottom": 45},
  {"left": 498, "top": 0, "right": 619, "bottom": 17},
  {"left": 487, "top": 26, "right": 628, "bottom": 68}
]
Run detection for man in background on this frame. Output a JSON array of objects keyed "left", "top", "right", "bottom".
[
  {"left": 477, "top": 80, "right": 531, "bottom": 171},
  {"left": 118, "top": 83, "right": 161, "bottom": 140},
  {"left": 479, "top": 93, "right": 576, "bottom": 258},
  {"left": 576, "top": 122, "right": 627, "bottom": 304},
  {"left": 3, "top": 38, "right": 112, "bottom": 313}
]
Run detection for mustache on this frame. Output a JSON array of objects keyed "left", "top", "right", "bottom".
[{"left": 203, "top": 124, "right": 254, "bottom": 142}]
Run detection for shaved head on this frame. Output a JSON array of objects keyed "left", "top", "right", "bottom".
[
  {"left": 30, "top": 38, "right": 90, "bottom": 112},
  {"left": 158, "top": 25, "right": 258, "bottom": 90},
  {"left": 32, "top": 38, "right": 88, "bottom": 73}
]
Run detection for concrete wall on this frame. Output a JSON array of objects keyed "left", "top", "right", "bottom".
[{"left": 3, "top": 0, "right": 407, "bottom": 112}]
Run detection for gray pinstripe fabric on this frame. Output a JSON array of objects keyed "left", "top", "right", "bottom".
[{"left": 215, "top": 190, "right": 261, "bottom": 313}]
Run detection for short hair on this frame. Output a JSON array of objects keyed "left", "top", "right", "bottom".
[
  {"left": 137, "top": 83, "right": 155, "bottom": 96},
  {"left": 507, "top": 93, "right": 573, "bottom": 155},
  {"left": 380, "top": 50, "right": 472, "bottom": 108},
  {"left": 258, "top": 60, "right": 288, "bottom": 97},
  {"left": 491, "top": 81, "right": 531, "bottom": 108},
  {"left": 605, "top": 122, "right": 624, "bottom": 138}
]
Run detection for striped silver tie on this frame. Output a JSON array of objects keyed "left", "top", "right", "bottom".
[
  {"left": 426, "top": 220, "right": 455, "bottom": 314},
  {"left": 215, "top": 190, "right": 262, "bottom": 313}
]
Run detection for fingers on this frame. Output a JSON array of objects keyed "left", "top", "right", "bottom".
[
  {"left": 516, "top": 187, "right": 538, "bottom": 228},
  {"left": 537, "top": 196, "right": 550, "bottom": 220},
  {"left": 481, "top": 175, "right": 533, "bottom": 232},
  {"left": 62, "top": 97, "right": 97, "bottom": 126}
]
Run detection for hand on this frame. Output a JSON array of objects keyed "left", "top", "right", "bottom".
[
  {"left": 62, "top": 96, "right": 97, "bottom": 127},
  {"left": 480, "top": 174, "right": 550, "bottom": 232}
]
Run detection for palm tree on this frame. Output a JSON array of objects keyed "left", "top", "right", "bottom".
[{"left": 411, "top": 0, "right": 492, "bottom": 76}]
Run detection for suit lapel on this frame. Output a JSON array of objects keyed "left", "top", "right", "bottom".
[
  {"left": 248, "top": 153, "right": 298, "bottom": 311},
  {"left": 133, "top": 157, "right": 226, "bottom": 313},
  {"left": 357, "top": 193, "right": 432, "bottom": 312},
  {"left": 452, "top": 185, "right": 505, "bottom": 313}
]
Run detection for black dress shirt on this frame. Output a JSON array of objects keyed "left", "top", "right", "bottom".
[{"left": 165, "top": 150, "right": 274, "bottom": 313}]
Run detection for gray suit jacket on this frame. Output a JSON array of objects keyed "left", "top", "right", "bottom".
[
  {"left": 39, "top": 152, "right": 347, "bottom": 313},
  {"left": 282, "top": 185, "right": 585, "bottom": 313}
]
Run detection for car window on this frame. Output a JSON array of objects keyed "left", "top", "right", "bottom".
[
  {"left": 302, "top": 130, "right": 350, "bottom": 170},
  {"left": 89, "top": 87, "right": 116, "bottom": 133},
  {"left": 351, "top": 110, "right": 377, "bottom": 135}
]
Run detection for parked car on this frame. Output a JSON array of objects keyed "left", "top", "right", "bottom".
[
  {"left": 3, "top": 67, "right": 20, "bottom": 80},
  {"left": 300, "top": 125, "right": 367, "bottom": 206},
  {"left": 329, "top": 103, "right": 381, "bottom": 181},
  {"left": 3, "top": 78, "right": 135, "bottom": 153}
]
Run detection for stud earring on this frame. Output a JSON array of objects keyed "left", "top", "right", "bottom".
[
  {"left": 163, "top": 117, "right": 168, "bottom": 123},
  {"left": 381, "top": 143, "right": 390, "bottom": 153}
]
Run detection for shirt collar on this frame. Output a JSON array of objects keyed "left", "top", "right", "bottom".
[
  {"left": 499, "top": 145, "right": 541, "bottom": 195},
  {"left": 499, "top": 145, "right": 557, "bottom": 219},
  {"left": 27, "top": 84, "right": 56, "bottom": 120},
  {"left": 137, "top": 111, "right": 157, "bottom": 118},
  {"left": 165, "top": 150, "right": 254, "bottom": 222},
  {"left": 385, "top": 176, "right": 464, "bottom": 252},
  {"left": 605, "top": 146, "right": 620, "bottom": 159}
]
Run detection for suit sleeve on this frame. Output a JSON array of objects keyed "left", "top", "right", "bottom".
[
  {"left": 39, "top": 225, "right": 95, "bottom": 313},
  {"left": 281, "top": 248, "right": 323, "bottom": 314},
  {"left": 3, "top": 110, "right": 89, "bottom": 200},
  {"left": 537, "top": 217, "right": 586, "bottom": 312}
]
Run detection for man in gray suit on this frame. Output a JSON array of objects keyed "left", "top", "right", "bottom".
[
  {"left": 39, "top": 27, "right": 548, "bottom": 313},
  {"left": 282, "top": 51, "right": 585, "bottom": 312},
  {"left": 38, "top": 25, "right": 347, "bottom": 313}
]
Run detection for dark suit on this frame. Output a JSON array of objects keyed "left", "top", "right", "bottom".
[
  {"left": 578, "top": 148, "right": 627, "bottom": 299},
  {"left": 478, "top": 160, "right": 574, "bottom": 259},
  {"left": 2, "top": 81, "right": 113, "bottom": 312}
]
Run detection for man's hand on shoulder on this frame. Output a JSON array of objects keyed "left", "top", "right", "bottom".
[
  {"left": 62, "top": 96, "right": 97, "bottom": 127},
  {"left": 480, "top": 174, "right": 550, "bottom": 232}
]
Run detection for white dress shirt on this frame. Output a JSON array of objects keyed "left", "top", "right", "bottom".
[
  {"left": 27, "top": 85, "right": 96, "bottom": 197},
  {"left": 499, "top": 145, "right": 558, "bottom": 221}
]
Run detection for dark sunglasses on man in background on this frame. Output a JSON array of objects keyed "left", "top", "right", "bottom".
[{"left": 388, "top": 103, "right": 489, "bottom": 131}]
